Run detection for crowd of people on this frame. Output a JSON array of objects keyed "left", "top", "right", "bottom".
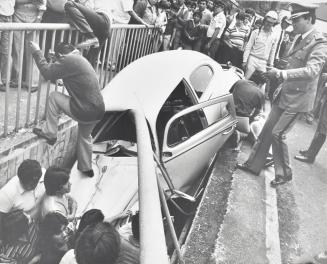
[
  {"left": 1, "top": 0, "right": 327, "bottom": 263},
  {"left": 0, "top": 160, "right": 143, "bottom": 264}
]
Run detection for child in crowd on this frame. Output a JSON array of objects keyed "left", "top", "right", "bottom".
[
  {"left": 41, "top": 167, "right": 77, "bottom": 220},
  {"left": 182, "top": 11, "right": 207, "bottom": 51}
]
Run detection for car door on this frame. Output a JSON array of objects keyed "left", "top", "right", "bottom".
[{"left": 161, "top": 94, "right": 237, "bottom": 195}]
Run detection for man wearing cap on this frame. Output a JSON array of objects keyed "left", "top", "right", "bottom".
[
  {"left": 237, "top": 3, "right": 327, "bottom": 187},
  {"left": 274, "top": 16, "right": 292, "bottom": 61},
  {"left": 242, "top": 10, "right": 278, "bottom": 80}
]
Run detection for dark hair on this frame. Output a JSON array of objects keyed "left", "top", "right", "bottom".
[
  {"left": 158, "top": 0, "right": 170, "bottom": 9},
  {"left": 40, "top": 212, "right": 68, "bottom": 244},
  {"left": 17, "top": 159, "right": 42, "bottom": 187},
  {"left": 77, "top": 209, "right": 105, "bottom": 235},
  {"left": 75, "top": 222, "right": 121, "bottom": 264},
  {"left": 44, "top": 166, "right": 70, "bottom": 195},
  {"left": 214, "top": 0, "right": 225, "bottom": 9},
  {"left": 245, "top": 8, "right": 255, "bottom": 17},
  {"left": 2, "top": 210, "right": 29, "bottom": 244},
  {"left": 193, "top": 10, "right": 202, "bottom": 19},
  {"left": 131, "top": 211, "right": 140, "bottom": 242},
  {"left": 249, "top": 70, "right": 268, "bottom": 85},
  {"left": 236, "top": 11, "right": 246, "bottom": 21},
  {"left": 54, "top": 42, "right": 75, "bottom": 55}
]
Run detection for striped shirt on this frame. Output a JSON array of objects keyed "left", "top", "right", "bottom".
[{"left": 225, "top": 25, "right": 248, "bottom": 50}]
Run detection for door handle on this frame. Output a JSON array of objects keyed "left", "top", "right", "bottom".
[
  {"left": 162, "top": 151, "right": 173, "bottom": 157},
  {"left": 222, "top": 125, "right": 235, "bottom": 135}
]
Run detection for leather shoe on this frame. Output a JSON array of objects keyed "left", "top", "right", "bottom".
[
  {"left": 80, "top": 169, "right": 94, "bottom": 178},
  {"left": 76, "top": 37, "right": 99, "bottom": 49},
  {"left": 270, "top": 175, "right": 292, "bottom": 187},
  {"left": 294, "top": 154, "right": 314, "bottom": 164},
  {"left": 236, "top": 163, "right": 259, "bottom": 176},
  {"left": 33, "top": 128, "right": 57, "bottom": 145}
]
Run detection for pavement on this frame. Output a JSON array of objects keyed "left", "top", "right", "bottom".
[{"left": 182, "top": 117, "right": 327, "bottom": 264}]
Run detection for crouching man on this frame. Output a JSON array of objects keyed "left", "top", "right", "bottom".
[{"left": 29, "top": 41, "right": 105, "bottom": 177}]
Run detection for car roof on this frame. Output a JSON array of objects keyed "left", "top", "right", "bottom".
[{"left": 101, "top": 50, "right": 223, "bottom": 125}]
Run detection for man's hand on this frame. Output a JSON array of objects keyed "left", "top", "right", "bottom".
[
  {"left": 28, "top": 41, "right": 41, "bottom": 54},
  {"left": 265, "top": 67, "right": 279, "bottom": 80}
]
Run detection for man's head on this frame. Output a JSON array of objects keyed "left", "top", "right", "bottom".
[
  {"left": 198, "top": 0, "right": 207, "bottom": 11},
  {"left": 177, "top": 0, "right": 185, "bottom": 7},
  {"left": 263, "top": 10, "right": 278, "bottom": 32},
  {"left": 75, "top": 222, "right": 121, "bottom": 264},
  {"left": 245, "top": 8, "right": 255, "bottom": 20},
  {"left": 77, "top": 209, "right": 105, "bottom": 235},
  {"left": 17, "top": 159, "right": 42, "bottom": 191},
  {"left": 2, "top": 210, "right": 29, "bottom": 244},
  {"left": 213, "top": 1, "right": 225, "bottom": 15},
  {"left": 193, "top": 10, "right": 202, "bottom": 23},
  {"left": 207, "top": 0, "right": 213, "bottom": 11},
  {"left": 44, "top": 166, "right": 71, "bottom": 196},
  {"left": 290, "top": 3, "right": 317, "bottom": 34},
  {"left": 54, "top": 42, "right": 76, "bottom": 57},
  {"left": 235, "top": 11, "right": 246, "bottom": 26}
]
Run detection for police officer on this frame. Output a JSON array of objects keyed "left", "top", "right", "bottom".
[{"left": 237, "top": 3, "right": 327, "bottom": 187}]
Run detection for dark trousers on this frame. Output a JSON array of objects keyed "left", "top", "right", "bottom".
[
  {"left": 64, "top": 1, "right": 111, "bottom": 65},
  {"left": 246, "top": 105, "right": 299, "bottom": 178}
]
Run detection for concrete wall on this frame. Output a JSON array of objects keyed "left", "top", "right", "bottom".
[{"left": 0, "top": 117, "right": 77, "bottom": 188}]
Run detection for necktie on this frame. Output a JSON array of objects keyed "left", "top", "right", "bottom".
[{"left": 294, "top": 35, "right": 302, "bottom": 48}]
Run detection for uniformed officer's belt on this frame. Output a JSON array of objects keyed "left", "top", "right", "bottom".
[{"left": 250, "top": 54, "right": 267, "bottom": 61}]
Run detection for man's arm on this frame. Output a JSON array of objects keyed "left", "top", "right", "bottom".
[
  {"left": 207, "top": 27, "right": 220, "bottom": 47},
  {"left": 29, "top": 41, "right": 67, "bottom": 81},
  {"left": 282, "top": 42, "right": 327, "bottom": 82},
  {"left": 268, "top": 37, "right": 278, "bottom": 67}
]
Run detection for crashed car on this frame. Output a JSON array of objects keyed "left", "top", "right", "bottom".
[{"left": 69, "top": 50, "right": 242, "bottom": 221}]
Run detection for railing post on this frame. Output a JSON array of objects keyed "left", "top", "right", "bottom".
[{"left": 132, "top": 109, "right": 169, "bottom": 264}]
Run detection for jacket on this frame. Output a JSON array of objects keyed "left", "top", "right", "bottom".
[{"left": 278, "top": 29, "right": 327, "bottom": 112}]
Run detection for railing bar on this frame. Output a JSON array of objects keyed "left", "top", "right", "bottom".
[
  {"left": 108, "top": 29, "right": 118, "bottom": 82},
  {"left": 157, "top": 178, "right": 185, "bottom": 264},
  {"left": 126, "top": 28, "right": 135, "bottom": 66},
  {"left": 34, "top": 30, "right": 47, "bottom": 124},
  {"left": 25, "top": 31, "right": 38, "bottom": 127},
  {"left": 99, "top": 39, "right": 108, "bottom": 86},
  {"left": 68, "top": 29, "right": 73, "bottom": 43},
  {"left": 104, "top": 32, "right": 115, "bottom": 85},
  {"left": 3, "top": 31, "right": 13, "bottom": 136},
  {"left": 14, "top": 30, "right": 24, "bottom": 131},
  {"left": 116, "top": 28, "right": 127, "bottom": 73},
  {"left": 133, "top": 29, "right": 142, "bottom": 61},
  {"left": 129, "top": 29, "right": 138, "bottom": 64},
  {"left": 144, "top": 29, "right": 152, "bottom": 56},
  {"left": 60, "top": 29, "right": 64, "bottom": 42},
  {"left": 122, "top": 28, "right": 132, "bottom": 69},
  {"left": 115, "top": 28, "right": 125, "bottom": 73}
]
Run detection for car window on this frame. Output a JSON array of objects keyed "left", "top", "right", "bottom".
[
  {"left": 167, "top": 101, "right": 232, "bottom": 147},
  {"left": 167, "top": 110, "right": 207, "bottom": 147},
  {"left": 156, "top": 80, "right": 197, "bottom": 148},
  {"left": 189, "top": 65, "right": 213, "bottom": 97}
]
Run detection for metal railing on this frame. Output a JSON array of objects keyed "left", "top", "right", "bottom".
[{"left": 0, "top": 22, "right": 160, "bottom": 138}]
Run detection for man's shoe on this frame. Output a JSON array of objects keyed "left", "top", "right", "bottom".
[
  {"left": 294, "top": 154, "right": 315, "bottom": 164},
  {"left": 33, "top": 128, "right": 57, "bottom": 145},
  {"left": 270, "top": 175, "right": 292, "bottom": 187},
  {"left": 76, "top": 38, "right": 99, "bottom": 49},
  {"left": 236, "top": 162, "right": 259, "bottom": 175},
  {"left": 299, "top": 149, "right": 308, "bottom": 156},
  {"left": 80, "top": 169, "right": 94, "bottom": 178},
  {"left": 264, "top": 156, "right": 274, "bottom": 168},
  {"left": 0, "top": 83, "right": 6, "bottom": 92}
]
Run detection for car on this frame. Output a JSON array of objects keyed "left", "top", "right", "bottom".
[{"left": 69, "top": 50, "right": 242, "bottom": 261}]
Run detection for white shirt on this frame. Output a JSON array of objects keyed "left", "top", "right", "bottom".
[
  {"left": 107, "top": 0, "right": 134, "bottom": 24},
  {"left": 207, "top": 11, "right": 226, "bottom": 38},
  {"left": 243, "top": 28, "right": 277, "bottom": 66},
  {"left": 59, "top": 249, "right": 77, "bottom": 264},
  {"left": 0, "top": 0, "right": 15, "bottom": 16},
  {"left": 93, "top": 0, "right": 112, "bottom": 20},
  {"left": 0, "top": 175, "right": 45, "bottom": 217}
]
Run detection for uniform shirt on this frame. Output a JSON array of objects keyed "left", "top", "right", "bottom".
[
  {"left": 243, "top": 28, "right": 277, "bottom": 66},
  {"left": 0, "top": 175, "right": 45, "bottom": 216},
  {"left": 107, "top": 0, "right": 133, "bottom": 24},
  {"left": 0, "top": 0, "right": 15, "bottom": 16},
  {"left": 225, "top": 24, "right": 248, "bottom": 50},
  {"left": 207, "top": 11, "right": 226, "bottom": 39}
]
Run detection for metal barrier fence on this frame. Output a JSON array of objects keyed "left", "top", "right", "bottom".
[{"left": 0, "top": 23, "right": 160, "bottom": 138}]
